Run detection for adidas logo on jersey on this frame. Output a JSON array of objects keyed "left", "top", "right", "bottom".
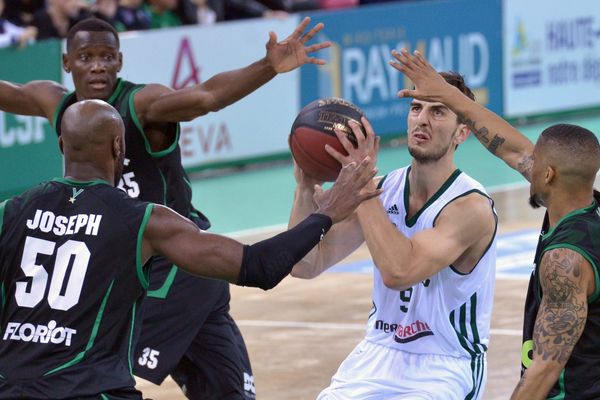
[
  {"left": 3, "top": 320, "right": 77, "bottom": 347},
  {"left": 387, "top": 204, "right": 399, "bottom": 215}
]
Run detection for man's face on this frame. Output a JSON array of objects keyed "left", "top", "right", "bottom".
[
  {"left": 406, "top": 100, "right": 463, "bottom": 164},
  {"left": 63, "top": 31, "right": 122, "bottom": 101}
]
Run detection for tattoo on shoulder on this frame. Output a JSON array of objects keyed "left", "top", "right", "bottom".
[
  {"left": 517, "top": 154, "right": 533, "bottom": 181},
  {"left": 534, "top": 249, "right": 587, "bottom": 364}
]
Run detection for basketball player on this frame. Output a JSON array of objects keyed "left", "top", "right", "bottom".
[
  {"left": 0, "top": 17, "right": 330, "bottom": 399},
  {"left": 289, "top": 72, "right": 498, "bottom": 398},
  {"left": 392, "top": 49, "right": 600, "bottom": 400},
  {"left": 0, "top": 99, "right": 379, "bottom": 399}
]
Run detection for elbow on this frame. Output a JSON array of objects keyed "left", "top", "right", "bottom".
[
  {"left": 290, "top": 262, "right": 322, "bottom": 280},
  {"left": 379, "top": 268, "right": 413, "bottom": 291}
]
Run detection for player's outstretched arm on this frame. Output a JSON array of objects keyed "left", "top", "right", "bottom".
[
  {"left": 0, "top": 79, "right": 66, "bottom": 120},
  {"left": 511, "top": 248, "right": 592, "bottom": 399},
  {"left": 137, "top": 17, "right": 331, "bottom": 124},
  {"left": 390, "top": 49, "right": 535, "bottom": 182},
  {"left": 288, "top": 161, "right": 366, "bottom": 279},
  {"left": 143, "top": 157, "right": 380, "bottom": 289}
]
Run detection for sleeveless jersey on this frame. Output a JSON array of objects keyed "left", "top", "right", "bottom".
[
  {"left": 0, "top": 179, "right": 153, "bottom": 398},
  {"left": 521, "top": 191, "right": 600, "bottom": 399},
  {"left": 52, "top": 79, "right": 204, "bottom": 223},
  {"left": 52, "top": 79, "right": 209, "bottom": 295},
  {"left": 364, "top": 166, "right": 497, "bottom": 360}
]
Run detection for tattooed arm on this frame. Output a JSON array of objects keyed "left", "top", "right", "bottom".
[
  {"left": 390, "top": 49, "right": 535, "bottom": 182},
  {"left": 511, "top": 248, "right": 594, "bottom": 400}
]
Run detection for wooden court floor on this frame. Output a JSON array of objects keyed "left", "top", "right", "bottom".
[{"left": 137, "top": 228, "right": 532, "bottom": 400}]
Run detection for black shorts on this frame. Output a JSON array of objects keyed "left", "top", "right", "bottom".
[{"left": 133, "top": 258, "right": 254, "bottom": 399}]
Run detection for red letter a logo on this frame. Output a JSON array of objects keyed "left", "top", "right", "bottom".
[{"left": 171, "top": 37, "right": 201, "bottom": 89}]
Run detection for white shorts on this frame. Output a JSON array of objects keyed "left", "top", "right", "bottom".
[{"left": 317, "top": 339, "right": 486, "bottom": 400}]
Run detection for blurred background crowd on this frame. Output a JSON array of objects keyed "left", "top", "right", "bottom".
[{"left": 0, "top": 0, "right": 404, "bottom": 48}]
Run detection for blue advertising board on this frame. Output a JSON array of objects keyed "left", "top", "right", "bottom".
[{"left": 302, "top": 0, "right": 503, "bottom": 137}]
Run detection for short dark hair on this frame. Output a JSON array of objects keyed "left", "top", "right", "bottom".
[
  {"left": 66, "top": 18, "right": 120, "bottom": 51},
  {"left": 540, "top": 124, "right": 600, "bottom": 156},
  {"left": 440, "top": 71, "right": 475, "bottom": 101},
  {"left": 539, "top": 123, "right": 600, "bottom": 182}
]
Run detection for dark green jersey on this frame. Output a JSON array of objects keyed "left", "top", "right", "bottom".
[
  {"left": 53, "top": 79, "right": 207, "bottom": 225},
  {"left": 0, "top": 179, "right": 153, "bottom": 399},
  {"left": 521, "top": 191, "right": 600, "bottom": 399}
]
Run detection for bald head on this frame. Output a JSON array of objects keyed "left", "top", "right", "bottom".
[
  {"left": 536, "top": 124, "right": 600, "bottom": 187},
  {"left": 60, "top": 100, "right": 125, "bottom": 184}
]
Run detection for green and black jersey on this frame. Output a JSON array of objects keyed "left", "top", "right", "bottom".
[
  {"left": 53, "top": 79, "right": 207, "bottom": 226},
  {"left": 0, "top": 179, "right": 152, "bottom": 398},
  {"left": 521, "top": 191, "right": 600, "bottom": 399}
]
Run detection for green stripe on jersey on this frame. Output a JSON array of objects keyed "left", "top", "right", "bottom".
[
  {"left": 147, "top": 265, "right": 178, "bottom": 299},
  {"left": 128, "top": 302, "right": 137, "bottom": 375},
  {"left": 548, "top": 370, "right": 566, "bottom": 400},
  {"left": 0, "top": 199, "right": 8, "bottom": 238},
  {"left": 44, "top": 280, "right": 115, "bottom": 376},
  {"left": 136, "top": 204, "right": 154, "bottom": 289}
]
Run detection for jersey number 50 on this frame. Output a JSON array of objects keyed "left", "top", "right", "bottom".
[{"left": 15, "top": 236, "right": 90, "bottom": 311}]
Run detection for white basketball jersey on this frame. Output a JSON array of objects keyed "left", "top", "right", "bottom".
[{"left": 364, "top": 166, "right": 497, "bottom": 359}]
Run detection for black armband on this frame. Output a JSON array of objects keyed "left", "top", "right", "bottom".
[{"left": 236, "top": 213, "right": 332, "bottom": 290}]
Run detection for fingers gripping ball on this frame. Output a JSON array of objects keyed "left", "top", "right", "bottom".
[{"left": 289, "top": 98, "right": 365, "bottom": 182}]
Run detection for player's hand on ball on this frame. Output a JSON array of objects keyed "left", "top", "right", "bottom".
[
  {"left": 293, "top": 159, "right": 324, "bottom": 189},
  {"left": 313, "top": 156, "right": 381, "bottom": 223},
  {"left": 326, "top": 116, "right": 380, "bottom": 168}
]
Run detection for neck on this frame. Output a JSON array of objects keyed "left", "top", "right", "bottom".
[
  {"left": 64, "top": 163, "right": 115, "bottom": 186},
  {"left": 546, "top": 189, "right": 595, "bottom": 228},
  {"left": 408, "top": 157, "right": 457, "bottom": 201}
]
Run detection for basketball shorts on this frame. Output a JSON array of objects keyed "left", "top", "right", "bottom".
[
  {"left": 133, "top": 258, "right": 254, "bottom": 400},
  {"left": 317, "top": 339, "right": 486, "bottom": 400}
]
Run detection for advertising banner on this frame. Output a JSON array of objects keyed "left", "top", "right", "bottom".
[
  {"left": 63, "top": 18, "right": 301, "bottom": 170},
  {"left": 504, "top": 0, "right": 600, "bottom": 117},
  {"left": 301, "top": 0, "right": 503, "bottom": 137},
  {"left": 0, "top": 40, "right": 63, "bottom": 200}
]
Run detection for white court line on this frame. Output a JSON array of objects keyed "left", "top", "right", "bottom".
[{"left": 236, "top": 320, "right": 521, "bottom": 336}]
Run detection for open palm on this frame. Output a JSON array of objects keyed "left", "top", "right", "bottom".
[{"left": 266, "top": 17, "right": 332, "bottom": 74}]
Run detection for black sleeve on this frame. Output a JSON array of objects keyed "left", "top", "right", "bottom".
[{"left": 236, "top": 213, "right": 332, "bottom": 290}]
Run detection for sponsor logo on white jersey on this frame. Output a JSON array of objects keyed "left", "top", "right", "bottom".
[{"left": 393, "top": 320, "right": 434, "bottom": 343}]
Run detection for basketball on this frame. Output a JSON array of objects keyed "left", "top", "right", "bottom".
[{"left": 289, "top": 98, "right": 365, "bottom": 182}]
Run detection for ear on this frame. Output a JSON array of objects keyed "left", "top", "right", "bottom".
[
  {"left": 454, "top": 123, "right": 471, "bottom": 145},
  {"left": 117, "top": 52, "right": 123, "bottom": 72},
  {"left": 58, "top": 136, "right": 64, "bottom": 154},
  {"left": 113, "top": 135, "right": 121, "bottom": 158},
  {"left": 62, "top": 53, "right": 71, "bottom": 73},
  {"left": 545, "top": 165, "right": 556, "bottom": 184}
]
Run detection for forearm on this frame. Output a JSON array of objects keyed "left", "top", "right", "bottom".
[
  {"left": 511, "top": 363, "right": 562, "bottom": 400},
  {"left": 289, "top": 185, "right": 364, "bottom": 278},
  {"left": 439, "top": 85, "right": 534, "bottom": 178},
  {"left": 199, "top": 58, "right": 276, "bottom": 112},
  {"left": 357, "top": 194, "right": 413, "bottom": 290},
  {"left": 238, "top": 213, "right": 332, "bottom": 289}
]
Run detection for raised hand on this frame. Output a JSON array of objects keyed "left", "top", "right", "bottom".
[
  {"left": 314, "top": 156, "right": 381, "bottom": 223},
  {"left": 266, "top": 17, "right": 332, "bottom": 74},
  {"left": 389, "top": 48, "right": 452, "bottom": 103},
  {"left": 326, "top": 116, "right": 380, "bottom": 168}
]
